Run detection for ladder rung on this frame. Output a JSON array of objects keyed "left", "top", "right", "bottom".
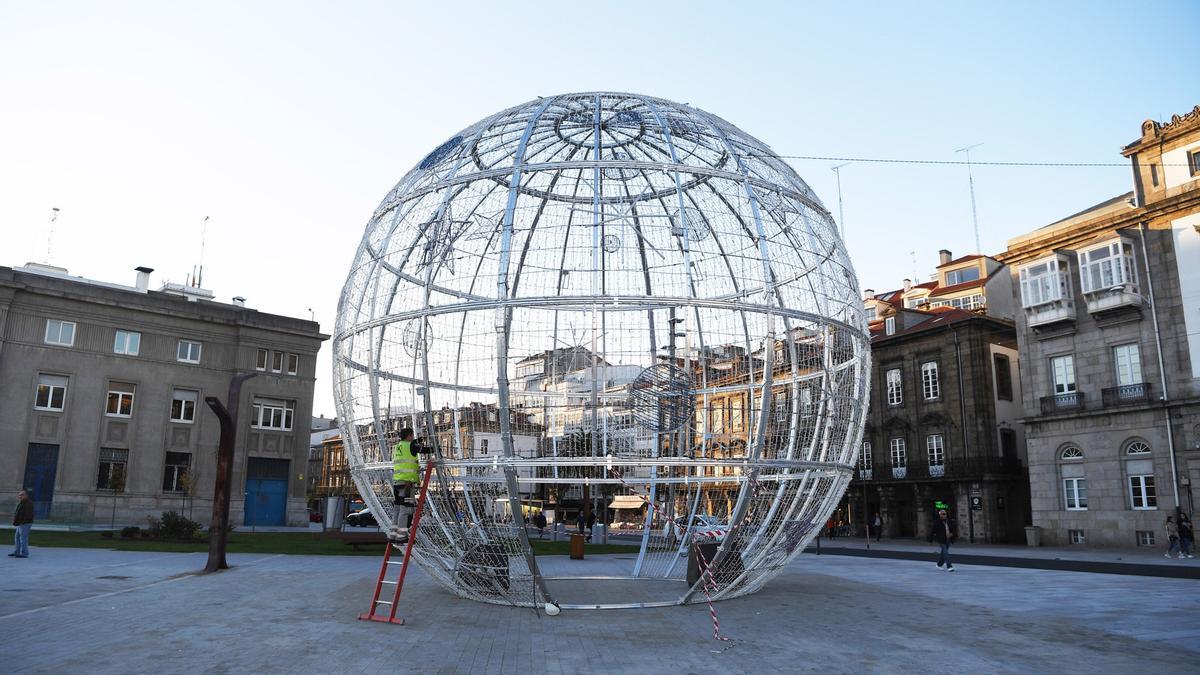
[
  {"left": 380, "top": 580, "right": 397, "bottom": 585},
  {"left": 386, "top": 560, "right": 405, "bottom": 565},
  {"left": 374, "top": 600, "right": 393, "bottom": 606}
]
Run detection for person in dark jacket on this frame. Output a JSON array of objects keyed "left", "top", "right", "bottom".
[
  {"left": 10, "top": 489, "right": 34, "bottom": 558},
  {"left": 927, "top": 509, "right": 957, "bottom": 571},
  {"left": 1178, "top": 513, "right": 1195, "bottom": 559}
]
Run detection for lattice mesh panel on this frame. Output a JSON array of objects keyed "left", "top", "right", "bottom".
[{"left": 333, "top": 92, "right": 871, "bottom": 609}]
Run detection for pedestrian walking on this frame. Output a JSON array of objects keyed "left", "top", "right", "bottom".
[
  {"left": 927, "top": 509, "right": 957, "bottom": 571},
  {"left": 1166, "top": 514, "right": 1185, "bottom": 557},
  {"left": 586, "top": 511, "right": 596, "bottom": 540},
  {"left": 10, "top": 489, "right": 33, "bottom": 558},
  {"left": 576, "top": 510, "right": 586, "bottom": 534},
  {"left": 873, "top": 514, "right": 882, "bottom": 542},
  {"left": 534, "top": 511, "right": 547, "bottom": 538},
  {"left": 1179, "top": 513, "right": 1195, "bottom": 559}
]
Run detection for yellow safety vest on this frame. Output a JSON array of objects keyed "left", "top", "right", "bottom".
[{"left": 392, "top": 440, "right": 419, "bottom": 483}]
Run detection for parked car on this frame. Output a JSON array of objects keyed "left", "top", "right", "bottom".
[
  {"left": 668, "top": 514, "right": 727, "bottom": 548},
  {"left": 345, "top": 507, "right": 378, "bottom": 528}
]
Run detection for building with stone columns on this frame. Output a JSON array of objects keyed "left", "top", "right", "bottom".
[{"left": 997, "top": 104, "right": 1200, "bottom": 548}]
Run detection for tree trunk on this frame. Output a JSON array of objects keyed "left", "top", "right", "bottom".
[{"left": 202, "top": 372, "right": 256, "bottom": 573}]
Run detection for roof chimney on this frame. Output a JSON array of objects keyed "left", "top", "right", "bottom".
[
  {"left": 903, "top": 278, "right": 912, "bottom": 292},
  {"left": 232, "top": 296, "right": 246, "bottom": 307},
  {"left": 863, "top": 288, "right": 875, "bottom": 300},
  {"left": 938, "top": 249, "right": 952, "bottom": 266},
  {"left": 135, "top": 266, "right": 154, "bottom": 292}
]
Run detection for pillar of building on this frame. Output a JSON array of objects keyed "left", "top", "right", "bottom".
[{"left": 915, "top": 484, "right": 933, "bottom": 542}]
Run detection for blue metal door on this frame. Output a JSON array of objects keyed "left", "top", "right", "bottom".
[
  {"left": 244, "top": 478, "right": 287, "bottom": 526},
  {"left": 23, "top": 444, "right": 60, "bottom": 520}
]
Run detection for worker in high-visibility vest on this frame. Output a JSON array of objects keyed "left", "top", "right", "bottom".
[{"left": 391, "top": 428, "right": 431, "bottom": 542}]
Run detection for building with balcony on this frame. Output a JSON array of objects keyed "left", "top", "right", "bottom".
[
  {"left": 849, "top": 259, "right": 1029, "bottom": 543},
  {"left": 997, "top": 103, "right": 1200, "bottom": 548},
  {"left": 0, "top": 263, "right": 327, "bottom": 527}
]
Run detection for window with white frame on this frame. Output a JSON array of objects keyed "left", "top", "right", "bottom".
[
  {"left": 251, "top": 398, "right": 294, "bottom": 431},
  {"left": 1125, "top": 440, "right": 1150, "bottom": 455},
  {"left": 1068, "top": 529, "right": 1086, "bottom": 544},
  {"left": 927, "top": 434, "right": 945, "bottom": 470},
  {"left": 1113, "top": 344, "right": 1143, "bottom": 386},
  {"left": 1051, "top": 355, "right": 1076, "bottom": 394},
  {"left": 1019, "top": 258, "right": 1069, "bottom": 308},
  {"left": 287, "top": 353, "right": 299, "bottom": 376},
  {"left": 884, "top": 316, "right": 896, "bottom": 336},
  {"left": 889, "top": 437, "right": 907, "bottom": 468},
  {"left": 944, "top": 266, "right": 981, "bottom": 286},
  {"left": 773, "top": 395, "right": 787, "bottom": 423},
  {"left": 105, "top": 382, "right": 135, "bottom": 417},
  {"left": 45, "top": 319, "right": 76, "bottom": 346},
  {"left": 921, "top": 361, "right": 940, "bottom": 400},
  {"left": 162, "top": 452, "right": 191, "bottom": 492},
  {"left": 270, "top": 350, "right": 284, "bottom": 373},
  {"left": 1079, "top": 240, "right": 1137, "bottom": 295},
  {"left": 859, "top": 441, "right": 872, "bottom": 470},
  {"left": 479, "top": 438, "right": 489, "bottom": 455},
  {"left": 256, "top": 348, "right": 269, "bottom": 371},
  {"left": 113, "top": 330, "right": 140, "bottom": 356},
  {"left": 96, "top": 448, "right": 128, "bottom": 491},
  {"left": 886, "top": 368, "right": 903, "bottom": 405},
  {"left": 35, "top": 374, "right": 68, "bottom": 411},
  {"left": 932, "top": 294, "right": 985, "bottom": 311},
  {"left": 177, "top": 340, "right": 202, "bottom": 364},
  {"left": 1136, "top": 530, "right": 1155, "bottom": 547},
  {"left": 1129, "top": 475, "right": 1157, "bottom": 509},
  {"left": 1063, "top": 477, "right": 1088, "bottom": 510},
  {"left": 799, "top": 387, "right": 814, "bottom": 417},
  {"left": 170, "top": 389, "right": 198, "bottom": 423},
  {"left": 1060, "top": 445, "right": 1084, "bottom": 460}
]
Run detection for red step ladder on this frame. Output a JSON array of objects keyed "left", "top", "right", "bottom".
[{"left": 358, "top": 461, "right": 434, "bottom": 625}]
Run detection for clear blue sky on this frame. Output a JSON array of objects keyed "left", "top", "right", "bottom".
[{"left": 1, "top": 1, "right": 1195, "bottom": 415}]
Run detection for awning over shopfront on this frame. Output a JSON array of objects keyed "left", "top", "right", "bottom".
[{"left": 609, "top": 495, "right": 647, "bottom": 510}]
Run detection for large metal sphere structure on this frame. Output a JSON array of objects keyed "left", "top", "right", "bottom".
[{"left": 333, "top": 92, "right": 870, "bottom": 609}]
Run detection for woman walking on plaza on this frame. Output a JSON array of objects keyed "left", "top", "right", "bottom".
[
  {"left": 1165, "top": 516, "right": 1181, "bottom": 558},
  {"left": 1178, "top": 513, "right": 1195, "bottom": 559}
]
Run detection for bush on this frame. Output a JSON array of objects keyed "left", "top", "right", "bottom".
[
  {"left": 120, "top": 526, "right": 141, "bottom": 539},
  {"left": 146, "top": 511, "right": 203, "bottom": 540}
]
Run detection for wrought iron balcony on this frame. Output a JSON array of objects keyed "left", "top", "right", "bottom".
[
  {"left": 1040, "top": 392, "right": 1085, "bottom": 415},
  {"left": 853, "top": 456, "right": 1023, "bottom": 482},
  {"left": 1101, "top": 382, "right": 1152, "bottom": 407}
]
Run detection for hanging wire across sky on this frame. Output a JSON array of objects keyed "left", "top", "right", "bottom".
[{"left": 756, "top": 154, "right": 1191, "bottom": 168}]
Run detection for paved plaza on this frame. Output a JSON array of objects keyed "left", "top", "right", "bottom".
[{"left": 2, "top": 544, "right": 1198, "bottom": 674}]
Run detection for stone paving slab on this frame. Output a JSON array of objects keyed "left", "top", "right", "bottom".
[{"left": 1, "top": 546, "right": 1197, "bottom": 673}]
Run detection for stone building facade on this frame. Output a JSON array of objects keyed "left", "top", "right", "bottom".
[
  {"left": 0, "top": 264, "right": 326, "bottom": 527},
  {"left": 997, "top": 104, "right": 1200, "bottom": 548},
  {"left": 844, "top": 252, "right": 1029, "bottom": 543}
]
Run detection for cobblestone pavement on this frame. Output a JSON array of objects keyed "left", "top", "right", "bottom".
[{"left": 2, "top": 546, "right": 1197, "bottom": 673}]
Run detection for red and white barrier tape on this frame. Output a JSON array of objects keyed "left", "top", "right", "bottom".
[{"left": 609, "top": 466, "right": 735, "bottom": 648}]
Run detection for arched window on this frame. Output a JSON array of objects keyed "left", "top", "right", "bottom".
[
  {"left": 1125, "top": 440, "right": 1151, "bottom": 455},
  {"left": 1060, "top": 446, "right": 1084, "bottom": 460}
]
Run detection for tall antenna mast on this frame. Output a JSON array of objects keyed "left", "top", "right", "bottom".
[
  {"left": 955, "top": 143, "right": 983, "bottom": 254},
  {"left": 46, "top": 207, "right": 60, "bottom": 264},
  {"left": 197, "top": 215, "right": 209, "bottom": 287},
  {"left": 830, "top": 162, "right": 851, "bottom": 240}
]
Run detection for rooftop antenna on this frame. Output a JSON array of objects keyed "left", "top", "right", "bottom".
[
  {"left": 45, "top": 207, "right": 60, "bottom": 264},
  {"left": 830, "top": 162, "right": 851, "bottom": 240},
  {"left": 195, "top": 216, "right": 209, "bottom": 288},
  {"left": 909, "top": 250, "right": 918, "bottom": 281},
  {"left": 954, "top": 143, "right": 983, "bottom": 254}
]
